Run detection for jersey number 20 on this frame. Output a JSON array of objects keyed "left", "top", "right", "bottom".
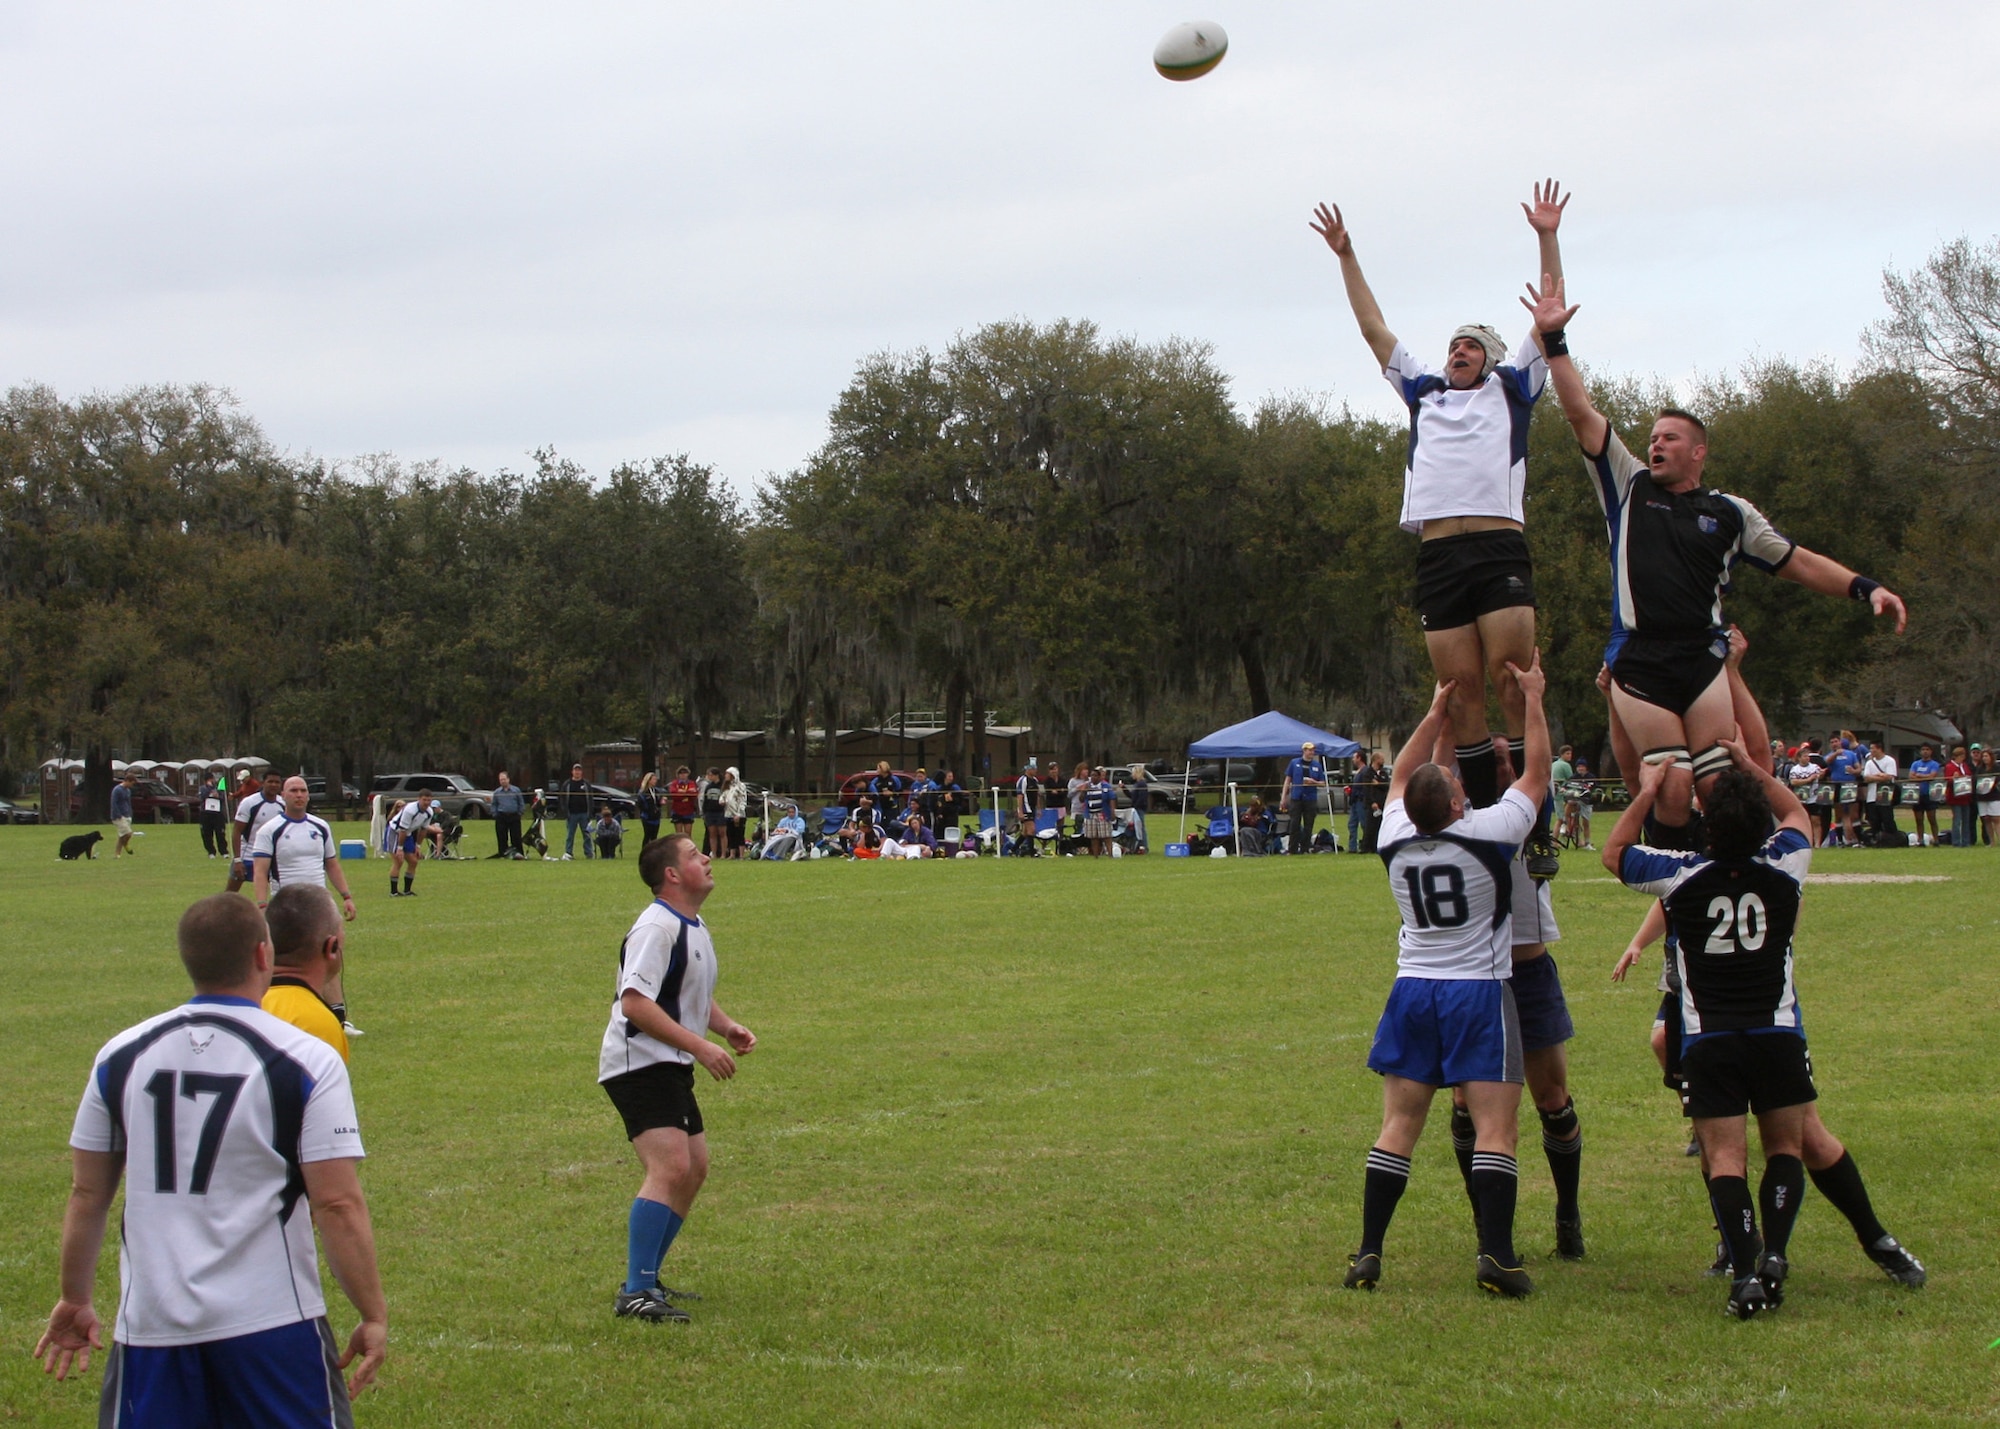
[
  {"left": 1402, "top": 865, "right": 1469, "bottom": 929},
  {"left": 1703, "top": 892, "right": 1769, "bottom": 955}
]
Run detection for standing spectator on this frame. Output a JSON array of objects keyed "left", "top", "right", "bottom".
[
  {"left": 1082, "top": 769, "right": 1116, "bottom": 856},
  {"left": 667, "top": 766, "right": 700, "bottom": 839},
  {"left": 197, "top": 773, "right": 229, "bottom": 858},
  {"left": 699, "top": 768, "right": 726, "bottom": 860},
  {"left": 1346, "top": 753, "right": 1370, "bottom": 853},
  {"left": 935, "top": 768, "right": 965, "bottom": 841},
  {"left": 720, "top": 768, "right": 749, "bottom": 859},
  {"left": 1976, "top": 747, "right": 1999, "bottom": 846},
  {"left": 1066, "top": 761, "right": 1093, "bottom": 842},
  {"left": 1015, "top": 761, "right": 1042, "bottom": 841},
  {"left": 1360, "top": 752, "right": 1390, "bottom": 854},
  {"left": 1825, "top": 734, "right": 1863, "bottom": 847},
  {"left": 110, "top": 771, "right": 137, "bottom": 857},
  {"left": 1280, "top": 741, "right": 1327, "bottom": 856},
  {"left": 557, "top": 763, "right": 595, "bottom": 861},
  {"left": 1944, "top": 744, "right": 1976, "bottom": 848},
  {"left": 1861, "top": 740, "right": 1900, "bottom": 845},
  {"left": 1127, "top": 764, "right": 1153, "bottom": 851},
  {"left": 870, "top": 762, "right": 904, "bottom": 816},
  {"left": 1568, "top": 760, "right": 1595, "bottom": 851},
  {"left": 492, "top": 771, "right": 527, "bottom": 859},
  {"left": 1908, "top": 743, "right": 1943, "bottom": 847},
  {"left": 1788, "top": 743, "right": 1828, "bottom": 849},
  {"left": 34, "top": 894, "right": 386, "bottom": 1416},
  {"left": 594, "top": 804, "right": 626, "bottom": 859},
  {"left": 228, "top": 771, "right": 286, "bottom": 894},
  {"left": 635, "top": 772, "right": 663, "bottom": 848}
]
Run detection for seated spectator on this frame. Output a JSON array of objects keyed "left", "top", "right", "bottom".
[
  {"left": 850, "top": 822, "right": 884, "bottom": 859},
  {"left": 953, "top": 834, "right": 980, "bottom": 859},
  {"left": 592, "top": 805, "right": 624, "bottom": 859}
]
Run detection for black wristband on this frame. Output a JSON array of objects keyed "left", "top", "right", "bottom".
[
  {"left": 1850, "top": 575, "right": 1880, "bottom": 601},
  {"left": 1541, "top": 328, "right": 1569, "bottom": 358}
]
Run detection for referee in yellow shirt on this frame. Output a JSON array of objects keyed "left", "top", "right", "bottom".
[{"left": 260, "top": 886, "right": 350, "bottom": 1063}]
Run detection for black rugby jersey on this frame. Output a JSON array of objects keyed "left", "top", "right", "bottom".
[
  {"left": 1585, "top": 430, "right": 1795, "bottom": 660},
  {"left": 1618, "top": 828, "right": 1811, "bottom": 1039}
]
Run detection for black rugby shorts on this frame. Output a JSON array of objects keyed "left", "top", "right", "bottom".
[
  {"left": 603, "top": 1060, "right": 705, "bottom": 1140},
  {"left": 1681, "top": 1030, "right": 1817, "bottom": 1120},
  {"left": 1610, "top": 632, "right": 1729, "bottom": 718},
  {"left": 1414, "top": 530, "right": 1536, "bottom": 631}
]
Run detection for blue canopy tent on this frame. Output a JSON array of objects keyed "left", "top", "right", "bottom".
[{"left": 1184, "top": 712, "right": 1361, "bottom": 851}]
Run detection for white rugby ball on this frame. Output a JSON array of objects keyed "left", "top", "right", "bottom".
[{"left": 1153, "top": 21, "right": 1228, "bottom": 81}]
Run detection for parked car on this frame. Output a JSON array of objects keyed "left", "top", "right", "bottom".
[
  {"left": 835, "top": 769, "right": 922, "bottom": 809},
  {"left": 0, "top": 797, "right": 41, "bottom": 824},
  {"left": 305, "top": 776, "right": 361, "bottom": 809},
  {"left": 370, "top": 772, "right": 494, "bottom": 819},
  {"left": 72, "top": 779, "right": 199, "bottom": 823}
]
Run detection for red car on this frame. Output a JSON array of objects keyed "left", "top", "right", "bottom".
[
  {"left": 73, "top": 778, "right": 200, "bottom": 823},
  {"left": 837, "top": 769, "right": 922, "bottom": 809}
]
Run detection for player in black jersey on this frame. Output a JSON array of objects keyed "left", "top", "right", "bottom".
[{"left": 1522, "top": 275, "right": 1907, "bottom": 838}]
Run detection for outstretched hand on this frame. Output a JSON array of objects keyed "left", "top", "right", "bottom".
[
  {"left": 1522, "top": 178, "right": 1570, "bottom": 234},
  {"left": 1725, "top": 623, "right": 1749, "bottom": 669},
  {"left": 1872, "top": 586, "right": 1909, "bottom": 634},
  {"left": 1520, "top": 273, "right": 1579, "bottom": 336},
  {"left": 1309, "top": 202, "right": 1351, "bottom": 256},
  {"left": 1504, "top": 649, "right": 1547, "bottom": 702}
]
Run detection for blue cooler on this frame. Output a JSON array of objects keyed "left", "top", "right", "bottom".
[
  {"left": 338, "top": 839, "right": 367, "bottom": 860},
  {"left": 1164, "top": 843, "right": 1191, "bottom": 857}
]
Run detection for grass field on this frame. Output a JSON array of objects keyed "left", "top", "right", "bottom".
[{"left": 3, "top": 825, "right": 1998, "bottom": 1426}]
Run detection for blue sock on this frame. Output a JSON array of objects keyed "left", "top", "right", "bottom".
[{"left": 624, "top": 1198, "right": 683, "bottom": 1294}]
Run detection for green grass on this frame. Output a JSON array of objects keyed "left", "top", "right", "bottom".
[{"left": 3, "top": 826, "right": 1998, "bottom": 1426}]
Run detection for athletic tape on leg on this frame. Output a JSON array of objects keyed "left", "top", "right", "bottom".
[
  {"left": 1641, "top": 745, "right": 1691, "bottom": 770},
  {"left": 1692, "top": 744, "right": 1733, "bottom": 780}
]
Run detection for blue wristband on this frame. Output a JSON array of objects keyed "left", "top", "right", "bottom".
[{"left": 1849, "top": 576, "right": 1880, "bottom": 601}]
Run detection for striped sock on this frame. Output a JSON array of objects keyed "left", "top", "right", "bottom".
[
  {"left": 1449, "top": 1104, "right": 1478, "bottom": 1213},
  {"left": 1457, "top": 742, "right": 1498, "bottom": 807},
  {"left": 1540, "top": 1099, "right": 1583, "bottom": 1221},
  {"left": 1359, "top": 1147, "right": 1412, "bottom": 1257},
  {"left": 1470, "top": 1151, "right": 1521, "bottom": 1265}
]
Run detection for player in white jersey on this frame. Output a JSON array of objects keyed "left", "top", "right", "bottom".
[
  {"left": 226, "top": 769, "right": 286, "bottom": 893},
  {"left": 388, "top": 793, "right": 435, "bottom": 897},
  {"left": 36, "top": 894, "right": 386, "bottom": 1424},
  {"left": 253, "top": 775, "right": 361, "bottom": 1032},
  {"left": 1312, "top": 182, "right": 1566, "bottom": 827},
  {"left": 1343, "top": 654, "right": 1552, "bottom": 1299},
  {"left": 599, "top": 834, "right": 756, "bottom": 1324}
]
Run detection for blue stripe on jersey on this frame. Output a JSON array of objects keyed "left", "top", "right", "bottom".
[
  {"left": 95, "top": 1013, "right": 317, "bottom": 1222},
  {"left": 1378, "top": 831, "right": 1517, "bottom": 929},
  {"left": 1619, "top": 844, "right": 1703, "bottom": 890}
]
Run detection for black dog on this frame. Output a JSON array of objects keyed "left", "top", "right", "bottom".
[{"left": 59, "top": 830, "right": 105, "bottom": 860}]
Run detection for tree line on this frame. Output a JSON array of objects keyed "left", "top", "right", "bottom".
[{"left": 5, "top": 239, "right": 1995, "bottom": 820}]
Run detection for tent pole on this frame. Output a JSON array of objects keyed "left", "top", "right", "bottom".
[
  {"left": 1230, "top": 781, "right": 1241, "bottom": 857},
  {"left": 1180, "top": 761, "right": 1191, "bottom": 842}
]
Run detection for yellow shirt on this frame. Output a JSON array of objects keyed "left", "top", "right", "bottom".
[{"left": 262, "top": 977, "right": 350, "bottom": 1064}]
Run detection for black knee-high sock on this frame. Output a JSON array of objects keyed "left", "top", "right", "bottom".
[
  {"left": 1458, "top": 741, "right": 1498, "bottom": 808},
  {"left": 1540, "top": 1098, "right": 1583, "bottom": 1221},
  {"left": 1759, "top": 1154, "right": 1805, "bottom": 1257},
  {"left": 402, "top": 875, "right": 412, "bottom": 892},
  {"left": 1707, "top": 1174, "right": 1761, "bottom": 1275},
  {"left": 1808, "top": 1151, "right": 1888, "bottom": 1247},
  {"left": 1508, "top": 737, "right": 1526, "bottom": 788},
  {"left": 1449, "top": 1105, "right": 1478, "bottom": 1213},
  {"left": 1470, "top": 1152, "right": 1520, "bottom": 1264},
  {"left": 1359, "top": 1148, "right": 1411, "bottom": 1257}
]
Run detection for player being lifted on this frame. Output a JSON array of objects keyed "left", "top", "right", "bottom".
[
  {"left": 1521, "top": 273, "right": 1907, "bottom": 837},
  {"left": 1311, "top": 181, "right": 1567, "bottom": 850},
  {"left": 1344, "top": 652, "right": 1552, "bottom": 1298}
]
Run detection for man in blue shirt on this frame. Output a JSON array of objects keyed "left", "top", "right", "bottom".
[
  {"left": 1909, "top": 743, "right": 1942, "bottom": 847},
  {"left": 1280, "top": 743, "right": 1327, "bottom": 855},
  {"left": 110, "top": 772, "right": 137, "bottom": 857},
  {"left": 1824, "top": 735, "right": 1863, "bottom": 848},
  {"left": 492, "top": 772, "right": 528, "bottom": 859}
]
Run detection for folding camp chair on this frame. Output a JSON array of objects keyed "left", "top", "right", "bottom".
[{"left": 1204, "top": 806, "right": 1235, "bottom": 854}]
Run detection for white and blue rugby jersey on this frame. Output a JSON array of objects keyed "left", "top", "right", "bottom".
[
  {"left": 1584, "top": 428, "right": 1796, "bottom": 660},
  {"left": 69, "top": 997, "right": 362, "bottom": 1346},
  {"left": 232, "top": 792, "right": 284, "bottom": 855},
  {"left": 1383, "top": 334, "right": 1547, "bottom": 533},
  {"left": 250, "top": 811, "right": 334, "bottom": 887},
  {"left": 1378, "top": 788, "right": 1537, "bottom": 979},
  {"left": 599, "top": 900, "right": 718, "bottom": 1081},
  {"left": 1618, "top": 827, "right": 1812, "bottom": 1040}
]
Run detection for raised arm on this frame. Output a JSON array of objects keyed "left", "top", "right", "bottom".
[
  {"left": 1505, "top": 650, "right": 1552, "bottom": 808},
  {"left": 1387, "top": 680, "right": 1457, "bottom": 805},
  {"left": 1603, "top": 757, "right": 1671, "bottom": 875},
  {"left": 1521, "top": 179, "right": 1568, "bottom": 291},
  {"left": 1521, "top": 273, "right": 1609, "bottom": 453},
  {"left": 1774, "top": 545, "right": 1908, "bottom": 634},
  {"left": 1715, "top": 729, "right": 1811, "bottom": 839},
  {"left": 1311, "top": 203, "right": 1398, "bottom": 369},
  {"left": 1723, "top": 626, "right": 1774, "bottom": 774}
]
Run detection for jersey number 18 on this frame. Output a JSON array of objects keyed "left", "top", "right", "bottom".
[{"left": 1402, "top": 865, "right": 1469, "bottom": 929}]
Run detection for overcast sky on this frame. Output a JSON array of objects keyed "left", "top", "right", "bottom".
[{"left": 4, "top": 2, "right": 1996, "bottom": 492}]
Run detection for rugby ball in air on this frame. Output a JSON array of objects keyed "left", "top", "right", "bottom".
[{"left": 1153, "top": 21, "right": 1228, "bottom": 81}]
